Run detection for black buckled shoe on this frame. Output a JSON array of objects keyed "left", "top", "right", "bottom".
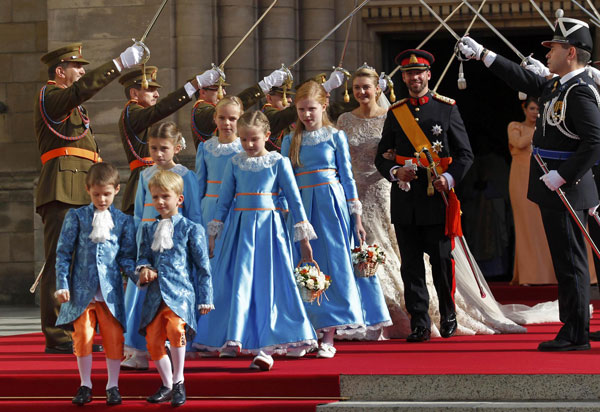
[
  {"left": 171, "top": 381, "right": 186, "bottom": 407},
  {"left": 106, "top": 386, "right": 122, "bottom": 405},
  {"left": 590, "top": 331, "right": 600, "bottom": 341},
  {"left": 440, "top": 315, "right": 458, "bottom": 338},
  {"left": 407, "top": 327, "right": 431, "bottom": 342},
  {"left": 538, "top": 339, "right": 591, "bottom": 352},
  {"left": 92, "top": 343, "right": 104, "bottom": 353},
  {"left": 72, "top": 385, "right": 92, "bottom": 405},
  {"left": 147, "top": 385, "right": 173, "bottom": 403}
]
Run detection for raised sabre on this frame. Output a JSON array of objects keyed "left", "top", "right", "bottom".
[
  {"left": 533, "top": 153, "right": 600, "bottom": 260},
  {"left": 432, "top": 0, "right": 487, "bottom": 93},
  {"left": 420, "top": 147, "right": 486, "bottom": 298},
  {"left": 586, "top": 0, "right": 600, "bottom": 23},
  {"left": 132, "top": 0, "right": 170, "bottom": 89},
  {"left": 214, "top": 0, "right": 279, "bottom": 99},
  {"left": 528, "top": 0, "right": 554, "bottom": 30},
  {"left": 570, "top": 0, "right": 600, "bottom": 27},
  {"left": 336, "top": 0, "right": 358, "bottom": 104},
  {"left": 279, "top": 0, "right": 371, "bottom": 106}
]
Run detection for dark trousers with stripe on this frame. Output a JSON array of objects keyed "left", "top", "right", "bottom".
[
  {"left": 540, "top": 207, "right": 590, "bottom": 344},
  {"left": 394, "top": 222, "right": 455, "bottom": 330},
  {"left": 38, "top": 201, "right": 73, "bottom": 348}
]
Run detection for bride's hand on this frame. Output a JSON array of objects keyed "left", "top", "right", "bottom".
[
  {"left": 354, "top": 215, "right": 367, "bottom": 244},
  {"left": 382, "top": 149, "right": 396, "bottom": 160}
]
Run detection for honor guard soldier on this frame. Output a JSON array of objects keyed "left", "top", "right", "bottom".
[
  {"left": 35, "top": 42, "right": 144, "bottom": 354},
  {"left": 190, "top": 68, "right": 290, "bottom": 148},
  {"left": 118, "top": 66, "right": 219, "bottom": 214},
  {"left": 375, "top": 49, "right": 474, "bottom": 343},
  {"left": 460, "top": 17, "right": 600, "bottom": 351},
  {"left": 261, "top": 86, "right": 295, "bottom": 151}
]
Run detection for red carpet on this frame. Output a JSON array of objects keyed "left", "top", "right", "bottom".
[{"left": 2, "top": 284, "right": 600, "bottom": 411}]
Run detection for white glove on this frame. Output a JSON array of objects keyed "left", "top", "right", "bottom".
[
  {"left": 539, "top": 170, "right": 566, "bottom": 191},
  {"left": 322, "top": 70, "right": 346, "bottom": 93},
  {"left": 589, "top": 203, "right": 600, "bottom": 216},
  {"left": 522, "top": 56, "right": 550, "bottom": 78},
  {"left": 259, "top": 69, "right": 289, "bottom": 94},
  {"left": 586, "top": 65, "right": 600, "bottom": 87},
  {"left": 196, "top": 69, "right": 221, "bottom": 88},
  {"left": 119, "top": 44, "right": 145, "bottom": 69},
  {"left": 397, "top": 161, "right": 417, "bottom": 192},
  {"left": 458, "top": 36, "right": 484, "bottom": 60},
  {"left": 378, "top": 73, "right": 388, "bottom": 92}
]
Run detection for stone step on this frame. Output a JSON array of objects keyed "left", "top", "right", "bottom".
[
  {"left": 340, "top": 375, "right": 600, "bottom": 402},
  {"left": 318, "top": 400, "right": 600, "bottom": 411}
]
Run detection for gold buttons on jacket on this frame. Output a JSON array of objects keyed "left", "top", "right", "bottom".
[{"left": 415, "top": 107, "right": 420, "bottom": 112}]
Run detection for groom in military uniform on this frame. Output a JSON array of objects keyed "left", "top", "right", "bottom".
[
  {"left": 375, "top": 49, "right": 474, "bottom": 342},
  {"left": 35, "top": 42, "right": 143, "bottom": 353},
  {"left": 460, "top": 16, "right": 600, "bottom": 351}
]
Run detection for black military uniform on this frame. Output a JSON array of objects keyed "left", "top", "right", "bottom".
[
  {"left": 482, "top": 18, "right": 600, "bottom": 350},
  {"left": 375, "top": 49, "right": 473, "bottom": 341},
  {"left": 35, "top": 43, "right": 121, "bottom": 352},
  {"left": 118, "top": 66, "right": 194, "bottom": 214}
]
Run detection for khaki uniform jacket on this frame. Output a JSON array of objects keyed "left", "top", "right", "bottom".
[
  {"left": 34, "top": 60, "right": 120, "bottom": 209},
  {"left": 262, "top": 103, "right": 296, "bottom": 151},
  {"left": 119, "top": 86, "right": 193, "bottom": 213},
  {"left": 191, "top": 84, "right": 264, "bottom": 149}
]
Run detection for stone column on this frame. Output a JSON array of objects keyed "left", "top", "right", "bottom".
[
  {"left": 258, "top": 0, "right": 297, "bottom": 84},
  {"left": 218, "top": 0, "right": 258, "bottom": 96},
  {"left": 300, "top": 0, "right": 336, "bottom": 83},
  {"left": 175, "top": 0, "right": 216, "bottom": 160}
]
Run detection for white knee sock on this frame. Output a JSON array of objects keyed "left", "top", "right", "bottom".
[
  {"left": 77, "top": 355, "right": 93, "bottom": 388},
  {"left": 105, "top": 358, "right": 121, "bottom": 389},
  {"left": 154, "top": 355, "right": 173, "bottom": 389},
  {"left": 171, "top": 346, "right": 186, "bottom": 384}
]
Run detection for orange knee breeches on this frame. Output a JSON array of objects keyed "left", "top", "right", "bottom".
[
  {"left": 145, "top": 304, "right": 187, "bottom": 361},
  {"left": 72, "top": 301, "right": 124, "bottom": 359}
]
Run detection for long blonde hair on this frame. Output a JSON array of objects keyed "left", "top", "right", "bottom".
[
  {"left": 215, "top": 95, "right": 243, "bottom": 116},
  {"left": 288, "top": 81, "right": 333, "bottom": 168}
]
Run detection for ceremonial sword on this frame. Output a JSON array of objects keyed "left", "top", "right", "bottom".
[
  {"left": 214, "top": 0, "right": 279, "bottom": 99},
  {"left": 528, "top": 0, "right": 554, "bottom": 30},
  {"left": 279, "top": 0, "right": 371, "bottom": 103},
  {"left": 132, "top": 0, "right": 170, "bottom": 89},
  {"left": 533, "top": 153, "right": 600, "bottom": 260},
  {"left": 420, "top": 148, "right": 487, "bottom": 298},
  {"left": 586, "top": 0, "right": 600, "bottom": 23},
  {"left": 432, "top": 0, "right": 487, "bottom": 93},
  {"left": 570, "top": 0, "right": 600, "bottom": 27},
  {"left": 336, "top": 0, "right": 358, "bottom": 104},
  {"left": 384, "top": 1, "right": 466, "bottom": 101}
]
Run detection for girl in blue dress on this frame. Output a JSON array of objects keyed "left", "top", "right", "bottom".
[
  {"left": 195, "top": 110, "right": 318, "bottom": 371},
  {"left": 122, "top": 121, "right": 203, "bottom": 370},
  {"left": 281, "top": 80, "right": 390, "bottom": 358},
  {"left": 195, "top": 96, "right": 243, "bottom": 228}
]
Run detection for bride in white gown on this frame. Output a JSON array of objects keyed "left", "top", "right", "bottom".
[{"left": 336, "top": 65, "right": 558, "bottom": 339}]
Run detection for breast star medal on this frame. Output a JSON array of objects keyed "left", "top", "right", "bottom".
[{"left": 431, "top": 124, "right": 443, "bottom": 136}]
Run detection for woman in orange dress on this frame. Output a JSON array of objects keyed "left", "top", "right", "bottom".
[{"left": 508, "top": 97, "right": 557, "bottom": 285}]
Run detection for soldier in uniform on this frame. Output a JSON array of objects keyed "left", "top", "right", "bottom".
[
  {"left": 35, "top": 42, "right": 144, "bottom": 353},
  {"left": 261, "top": 86, "right": 295, "bottom": 151},
  {"left": 118, "top": 66, "right": 220, "bottom": 214},
  {"left": 375, "top": 49, "right": 474, "bottom": 343},
  {"left": 460, "top": 17, "right": 600, "bottom": 351},
  {"left": 190, "top": 68, "right": 289, "bottom": 149}
]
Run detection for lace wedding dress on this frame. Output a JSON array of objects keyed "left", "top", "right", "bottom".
[{"left": 337, "top": 111, "right": 558, "bottom": 339}]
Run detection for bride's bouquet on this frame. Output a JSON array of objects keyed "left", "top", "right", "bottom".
[
  {"left": 294, "top": 260, "right": 331, "bottom": 304},
  {"left": 352, "top": 244, "right": 386, "bottom": 278}
]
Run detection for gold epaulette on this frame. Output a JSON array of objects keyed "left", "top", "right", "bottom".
[
  {"left": 389, "top": 98, "right": 409, "bottom": 110},
  {"left": 432, "top": 92, "right": 455, "bottom": 105}
]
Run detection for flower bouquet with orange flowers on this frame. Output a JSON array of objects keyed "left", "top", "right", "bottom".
[
  {"left": 294, "top": 260, "right": 331, "bottom": 304},
  {"left": 351, "top": 244, "right": 386, "bottom": 278}
]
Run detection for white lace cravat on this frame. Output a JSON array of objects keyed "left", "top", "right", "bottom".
[
  {"left": 152, "top": 219, "right": 174, "bottom": 252},
  {"left": 89, "top": 210, "right": 114, "bottom": 243}
]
